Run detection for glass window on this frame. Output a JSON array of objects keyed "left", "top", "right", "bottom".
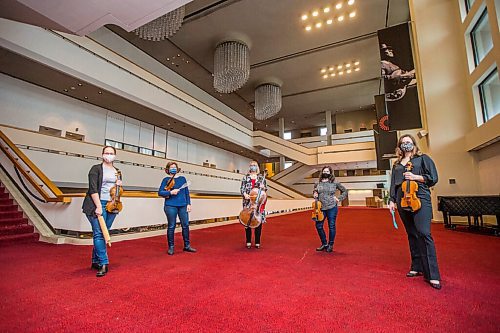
[
  {"left": 123, "top": 144, "right": 139, "bottom": 153},
  {"left": 479, "top": 70, "right": 500, "bottom": 123},
  {"left": 105, "top": 140, "right": 123, "bottom": 150},
  {"left": 139, "top": 147, "right": 153, "bottom": 155},
  {"left": 153, "top": 150, "right": 166, "bottom": 158},
  {"left": 284, "top": 162, "right": 293, "bottom": 169},
  {"left": 320, "top": 127, "right": 328, "bottom": 136},
  {"left": 465, "top": 0, "right": 475, "bottom": 12},
  {"left": 470, "top": 10, "right": 493, "bottom": 66},
  {"left": 283, "top": 132, "right": 292, "bottom": 140}
]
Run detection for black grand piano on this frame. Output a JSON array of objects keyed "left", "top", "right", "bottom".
[{"left": 437, "top": 195, "right": 500, "bottom": 235}]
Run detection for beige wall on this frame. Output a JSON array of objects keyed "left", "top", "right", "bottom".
[
  {"left": 475, "top": 141, "right": 500, "bottom": 194},
  {"left": 410, "top": 0, "right": 499, "bottom": 222},
  {"left": 335, "top": 109, "right": 377, "bottom": 134}
]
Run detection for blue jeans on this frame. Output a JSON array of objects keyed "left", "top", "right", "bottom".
[
  {"left": 164, "top": 205, "right": 190, "bottom": 248},
  {"left": 315, "top": 206, "right": 338, "bottom": 246},
  {"left": 86, "top": 200, "right": 117, "bottom": 265}
]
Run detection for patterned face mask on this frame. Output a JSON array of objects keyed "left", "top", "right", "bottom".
[
  {"left": 400, "top": 142, "right": 414, "bottom": 152},
  {"left": 249, "top": 166, "right": 258, "bottom": 172}
]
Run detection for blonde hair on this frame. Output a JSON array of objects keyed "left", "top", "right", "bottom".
[
  {"left": 248, "top": 160, "right": 260, "bottom": 174},
  {"left": 394, "top": 134, "right": 422, "bottom": 165}
]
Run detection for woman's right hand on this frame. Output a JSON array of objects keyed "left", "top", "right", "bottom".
[
  {"left": 313, "top": 192, "right": 318, "bottom": 199},
  {"left": 389, "top": 201, "right": 395, "bottom": 213},
  {"left": 171, "top": 189, "right": 180, "bottom": 195},
  {"left": 244, "top": 193, "right": 250, "bottom": 200},
  {"left": 95, "top": 206, "right": 103, "bottom": 216}
]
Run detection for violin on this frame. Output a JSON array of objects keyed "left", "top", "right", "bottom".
[
  {"left": 106, "top": 170, "right": 123, "bottom": 213},
  {"left": 239, "top": 170, "right": 267, "bottom": 229},
  {"left": 311, "top": 197, "right": 324, "bottom": 222},
  {"left": 400, "top": 162, "right": 421, "bottom": 212}
]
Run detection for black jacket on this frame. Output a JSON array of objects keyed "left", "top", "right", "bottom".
[
  {"left": 82, "top": 163, "right": 120, "bottom": 215},
  {"left": 389, "top": 154, "right": 438, "bottom": 204}
]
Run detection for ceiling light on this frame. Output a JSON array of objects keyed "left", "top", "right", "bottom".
[
  {"left": 338, "top": 15, "right": 344, "bottom": 21},
  {"left": 213, "top": 40, "right": 250, "bottom": 93},
  {"left": 336, "top": 3, "right": 343, "bottom": 9},
  {"left": 323, "top": 74, "right": 328, "bottom": 79},
  {"left": 321, "top": 68, "right": 327, "bottom": 73},
  {"left": 301, "top": 14, "right": 308, "bottom": 20},
  {"left": 324, "top": 7, "right": 330, "bottom": 13},
  {"left": 338, "top": 71, "right": 344, "bottom": 75},
  {"left": 346, "top": 63, "right": 351, "bottom": 68},
  {"left": 349, "top": 12, "right": 356, "bottom": 18},
  {"left": 98, "top": 91, "right": 102, "bottom": 94},
  {"left": 346, "top": 69, "right": 352, "bottom": 73},
  {"left": 134, "top": 6, "right": 185, "bottom": 41},
  {"left": 315, "top": 22, "right": 322, "bottom": 28},
  {"left": 348, "top": 0, "right": 355, "bottom": 5},
  {"left": 312, "top": 11, "right": 319, "bottom": 16},
  {"left": 326, "top": 19, "right": 333, "bottom": 24},
  {"left": 355, "top": 67, "right": 360, "bottom": 71},
  {"left": 354, "top": 61, "right": 360, "bottom": 66},
  {"left": 305, "top": 26, "right": 312, "bottom": 31},
  {"left": 337, "top": 65, "right": 343, "bottom": 69},
  {"left": 330, "top": 73, "right": 336, "bottom": 77}
]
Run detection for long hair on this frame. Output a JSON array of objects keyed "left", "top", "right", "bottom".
[
  {"left": 318, "top": 166, "right": 335, "bottom": 183},
  {"left": 394, "top": 134, "right": 422, "bottom": 165}
]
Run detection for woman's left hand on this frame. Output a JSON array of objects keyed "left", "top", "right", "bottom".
[
  {"left": 187, "top": 205, "right": 192, "bottom": 212},
  {"left": 334, "top": 197, "right": 340, "bottom": 203},
  {"left": 116, "top": 180, "right": 123, "bottom": 186}
]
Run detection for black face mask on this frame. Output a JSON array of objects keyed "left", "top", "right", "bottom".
[{"left": 321, "top": 173, "right": 330, "bottom": 179}]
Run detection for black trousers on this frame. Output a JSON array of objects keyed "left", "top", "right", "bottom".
[
  {"left": 245, "top": 224, "right": 262, "bottom": 244},
  {"left": 397, "top": 196, "right": 441, "bottom": 281}
]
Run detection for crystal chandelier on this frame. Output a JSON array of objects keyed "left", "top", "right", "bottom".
[
  {"left": 213, "top": 40, "right": 250, "bottom": 93},
  {"left": 254, "top": 83, "right": 282, "bottom": 120},
  {"left": 133, "top": 6, "right": 185, "bottom": 41}
]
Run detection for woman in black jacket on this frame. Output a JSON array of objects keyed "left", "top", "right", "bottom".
[
  {"left": 389, "top": 134, "right": 441, "bottom": 289},
  {"left": 82, "top": 146, "right": 121, "bottom": 277}
]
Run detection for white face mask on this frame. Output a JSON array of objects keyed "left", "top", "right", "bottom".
[{"left": 103, "top": 154, "right": 115, "bottom": 163}]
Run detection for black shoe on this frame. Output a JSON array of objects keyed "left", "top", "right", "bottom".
[
  {"left": 96, "top": 264, "right": 108, "bottom": 277},
  {"left": 183, "top": 246, "right": 197, "bottom": 253},
  {"left": 316, "top": 244, "right": 328, "bottom": 251},
  {"left": 406, "top": 271, "right": 423, "bottom": 277},
  {"left": 91, "top": 263, "right": 100, "bottom": 270},
  {"left": 429, "top": 281, "right": 442, "bottom": 290},
  {"left": 326, "top": 245, "right": 333, "bottom": 252},
  {"left": 167, "top": 247, "right": 174, "bottom": 255}
]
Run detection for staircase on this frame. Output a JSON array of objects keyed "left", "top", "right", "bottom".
[{"left": 0, "top": 182, "right": 37, "bottom": 245}]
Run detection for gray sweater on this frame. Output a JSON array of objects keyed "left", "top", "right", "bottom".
[{"left": 313, "top": 181, "right": 348, "bottom": 210}]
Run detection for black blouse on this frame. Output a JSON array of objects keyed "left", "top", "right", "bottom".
[{"left": 389, "top": 154, "right": 438, "bottom": 203}]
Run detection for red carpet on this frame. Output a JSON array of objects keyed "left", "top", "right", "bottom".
[{"left": 0, "top": 208, "right": 499, "bottom": 332}]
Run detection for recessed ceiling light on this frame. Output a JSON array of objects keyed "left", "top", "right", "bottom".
[
  {"left": 63, "top": 89, "right": 68, "bottom": 92},
  {"left": 77, "top": 83, "right": 82, "bottom": 86},
  {"left": 323, "top": 74, "right": 328, "bottom": 79},
  {"left": 98, "top": 91, "right": 102, "bottom": 94},
  {"left": 315, "top": 22, "right": 322, "bottom": 28},
  {"left": 336, "top": 3, "right": 343, "bottom": 9},
  {"left": 326, "top": 19, "right": 333, "bottom": 24},
  {"left": 329, "top": 67, "right": 334, "bottom": 71},
  {"left": 321, "top": 68, "right": 327, "bottom": 73},
  {"left": 84, "top": 96, "right": 88, "bottom": 99},
  {"left": 305, "top": 26, "right": 312, "bottom": 31},
  {"left": 349, "top": 12, "right": 356, "bottom": 18},
  {"left": 346, "top": 69, "right": 352, "bottom": 73},
  {"left": 348, "top": 0, "right": 355, "bottom": 5},
  {"left": 301, "top": 14, "right": 308, "bottom": 20},
  {"left": 355, "top": 67, "right": 360, "bottom": 71},
  {"left": 70, "top": 86, "right": 75, "bottom": 90},
  {"left": 338, "top": 15, "right": 344, "bottom": 21},
  {"left": 339, "top": 71, "right": 344, "bottom": 75},
  {"left": 330, "top": 73, "right": 336, "bottom": 77},
  {"left": 354, "top": 61, "right": 360, "bottom": 66},
  {"left": 324, "top": 7, "right": 330, "bottom": 13},
  {"left": 312, "top": 10, "right": 319, "bottom": 16},
  {"left": 346, "top": 63, "right": 351, "bottom": 68},
  {"left": 337, "top": 65, "right": 343, "bottom": 69}
]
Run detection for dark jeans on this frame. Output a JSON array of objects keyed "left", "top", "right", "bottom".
[
  {"left": 86, "top": 200, "right": 117, "bottom": 265},
  {"left": 164, "top": 205, "right": 190, "bottom": 248},
  {"left": 245, "top": 224, "right": 262, "bottom": 244},
  {"left": 397, "top": 198, "right": 441, "bottom": 281},
  {"left": 315, "top": 206, "right": 338, "bottom": 246}
]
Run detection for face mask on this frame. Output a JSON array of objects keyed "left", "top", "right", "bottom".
[
  {"left": 169, "top": 168, "right": 177, "bottom": 175},
  {"left": 249, "top": 166, "right": 258, "bottom": 172},
  {"left": 102, "top": 154, "right": 115, "bottom": 163},
  {"left": 400, "top": 142, "right": 414, "bottom": 152},
  {"left": 321, "top": 172, "right": 330, "bottom": 178}
]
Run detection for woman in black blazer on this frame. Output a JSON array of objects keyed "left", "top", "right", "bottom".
[{"left": 82, "top": 146, "right": 121, "bottom": 277}]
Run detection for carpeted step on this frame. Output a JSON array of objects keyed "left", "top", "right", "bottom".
[
  {"left": 0, "top": 192, "right": 9, "bottom": 199},
  {"left": 0, "top": 217, "right": 29, "bottom": 227},
  {"left": 0, "top": 198, "right": 14, "bottom": 206},
  {"left": 0, "top": 223, "right": 34, "bottom": 236},
  {"left": 0, "top": 233, "right": 38, "bottom": 245},
  {"left": 0, "top": 204, "right": 19, "bottom": 212},
  {"left": 0, "top": 211, "right": 23, "bottom": 219}
]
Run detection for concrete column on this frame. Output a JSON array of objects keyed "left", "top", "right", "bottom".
[
  {"left": 325, "top": 110, "right": 333, "bottom": 145},
  {"left": 278, "top": 117, "right": 286, "bottom": 171}
]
